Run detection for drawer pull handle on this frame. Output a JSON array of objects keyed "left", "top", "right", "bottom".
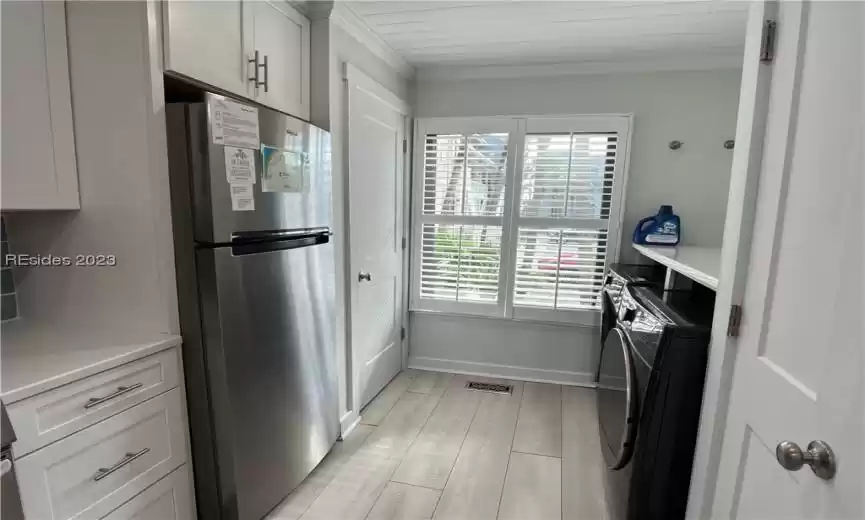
[
  {"left": 93, "top": 448, "right": 150, "bottom": 482},
  {"left": 84, "top": 383, "right": 143, "bottom": 409}
]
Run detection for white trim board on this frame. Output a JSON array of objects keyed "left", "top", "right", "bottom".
[
  {"left": 408, "top": 356, "right": 597, "bottom": 387},
  {"left": 330, "top": 3, "right": 415, "bottom": 80},
  {"left": 339, "top": 410, "right": 360, "bottom": 440},
  {"left": 416, "top": 54, "right": 744, "bottom": 82},
  {"left": 344, "top": 63, "right": 411, "bottom": 115}
]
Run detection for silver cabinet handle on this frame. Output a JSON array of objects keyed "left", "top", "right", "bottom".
[
  {"left": 776, "top": 440, "right": 837, "bottom": 480},
  {"left": 84, "top": 383, "right": 142, "bottom": 409},
  {"left": 261, "top": 54, "right": 269, "bottom": 93},
  {"left": 358, "top": 271, "right": 371, "bottom": 282},
  {"left": 248, "top": 50, "right": 260, "bottom": 85},
  {"left": 248, "top": 50, "right": 267, "bottom": 91},
  {"left": 92, "top": 448, "right": 150, "bottom": 482}
]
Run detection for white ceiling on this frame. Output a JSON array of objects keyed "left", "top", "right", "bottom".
[{"left": 343, "top": 1, "right": 749, "bottom": 70}]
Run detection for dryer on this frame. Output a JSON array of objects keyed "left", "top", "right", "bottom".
[
  {"left": 600, "top": 264, "right": 664, "bottom": 346},
  {"left": 597, "top": 285, "right": 711, "bottom": 520}
]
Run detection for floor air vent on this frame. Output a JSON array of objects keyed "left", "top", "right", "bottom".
[{"left": 465, "top": 381, "right": 513, "bottom": 395}]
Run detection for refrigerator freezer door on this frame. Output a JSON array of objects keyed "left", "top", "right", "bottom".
[
  {"left": 196, "top": 240, "right": 338, "bottom": 520},
  {"left": 185, "top": 94, "right": 332, "bottom": 243}
]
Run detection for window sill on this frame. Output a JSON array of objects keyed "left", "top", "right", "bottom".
[{"left": 409, "top": 307, "right": 600, "bottom": 329}]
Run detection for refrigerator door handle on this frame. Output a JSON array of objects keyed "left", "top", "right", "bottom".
[{"left": 230, "top": 231, "right": 331, "bottom": 256}]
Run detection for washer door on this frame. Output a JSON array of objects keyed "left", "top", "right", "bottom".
[{"left": 597, "top": 327, "right": 639, "bottom": 470}]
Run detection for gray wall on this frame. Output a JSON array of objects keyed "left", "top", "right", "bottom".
[
  {"left": 409, "top": 68, "right": 741, "bottom": 382},
  {"left": 315, "top": 19, "right": 414, "bottom": 421},
  {"left": 1, "top": 218, "right": 18, "bottom": 321},
  {"left": 415, "top": 68, "right": 742, "bottom": 259},
  {"left": 4, "top": 2, "right": 178, "bottom": 335},
  {"left": 409, "top": 313, "right": 598, "bottom": 385}
]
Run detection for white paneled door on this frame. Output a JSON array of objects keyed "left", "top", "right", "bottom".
[
  {"left": 346, "top": 65, "right": 410, "bottom": 410},
  {"left": 711, "top": 2, "right": 863, "bottom": 519}
]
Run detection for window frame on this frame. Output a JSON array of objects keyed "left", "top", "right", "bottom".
[{"left": 410, "top": 114, "right": 632, "bottom": 326}]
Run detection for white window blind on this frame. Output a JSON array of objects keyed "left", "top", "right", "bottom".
[
  {"left": 411, "top": 116, "right": 629, "bottom": 324},
  {"left": 513, "top": 132, "right": 619, "bottom": 313},
  {"left": 419, "top": 224, "right": 502, "bottom": 303}
]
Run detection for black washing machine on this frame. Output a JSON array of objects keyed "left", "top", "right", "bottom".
[
  {"left": 597, "top": 285, "right": 711, "bottom": 520},
  {"left": 600, "top": 264, "right": 665, "bottom": 346}
]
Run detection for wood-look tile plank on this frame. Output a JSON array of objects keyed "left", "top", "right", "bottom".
[
  {"left": 432, "top": 380, "right": 524, "bottom": 520},
  {"left": 302, "top": 391, "right": 440, "bottom": 520},
  {"left": 497, "top": 452, "right": 562, "bottom": 520},
  {"left": 407, "top": 371, "right": 451, "bottom": 397},
  {"left": 362, "top": 370, "right": 416, "bottom": 426},
  {"left": 562, "top": 386, "right": 609, "bottom": 520},
  {"left": 391, "top": 383, "right": 482, "bottom": 489},
  {"left": 366, "top": 482, "right": 441, "bottom": 520},
  {"left": 513, "top": 381, "right": 563, "bottom": 457},
  {"left": 266, "top": 425, "right": 375, "bottom": 520}
]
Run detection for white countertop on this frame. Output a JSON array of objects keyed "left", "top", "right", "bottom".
[
  {"left": 632, "top": 243, "right": 721, "bottom": 290},
  {"left": 1, "top": 322, "right": 181, "bottom": 403}
]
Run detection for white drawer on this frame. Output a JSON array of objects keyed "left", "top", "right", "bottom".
[
  {"left": 101, "top": 465, "right": 195, "bottom": 520},
  {"left": 17, "top": 388, "right": 188, "bottom": 520},
  {"left": 8, "top": 347, "right": 181, "bottom": 456}
]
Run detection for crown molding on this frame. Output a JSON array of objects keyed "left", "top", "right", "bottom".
[
  {"left": 416, "top": 53, "right": 743, "bottom": 82},
  {"left": 330, "top": 2, "right": 415, "bottom": 80}
]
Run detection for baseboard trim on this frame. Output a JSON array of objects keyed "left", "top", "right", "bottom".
[
  {"left": 339, "top": 410, "right": 360, "bottom": 439},
  {"left": 408, "top": 356, "right": 597, "bottom": 387}
]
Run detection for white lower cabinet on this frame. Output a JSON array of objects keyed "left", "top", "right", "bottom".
[
  {"left": 8, "top": 348, "right": 182, "bottom": 457},
  {"left": 102, "top": 465, "right": 194, "bottom": 520},
  {"left": 16, "top": 388, "right": 188, "bottom": 520}
]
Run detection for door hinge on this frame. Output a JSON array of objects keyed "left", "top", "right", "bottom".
[
  {"left": 402, "top": 140, "right": 407, "bottom": 154},
  {"left": 401, "top": 237, "right": 407, "bottom": 250},
  {"left": 400, "top": 327, "right": 406, "bottom": 341},
  {"left": 727, "top": 304, "right": 743, "bottom": 337},
  {"left": 760, "top": 20, "right": 777, "bottom": 62}
]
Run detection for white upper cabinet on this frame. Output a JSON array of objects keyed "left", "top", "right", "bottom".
[
  {"left": 1, "top": 1, "right": 79, "bottom": 210},
  {"left": 162, "top": 0, "right": 249, "bottom": 97},
  {"left": 248, "top": 1, "right": 310, "bottom": 120},
  {"left": 162, "top": 0, "right": 310, "bottom": 120}
]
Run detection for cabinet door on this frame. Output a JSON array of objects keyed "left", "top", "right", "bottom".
[
  {"left": 1, "top": 1, "right": 79, "bottom": 210},
  {"left": 162, "top": 0, "right": 249, "bottom": 98},
  {"left": 249, "top": 0, "right": 310, "bottom": 119},
  {"left": 102, "top": 466, "right": 194, "bottom": 520}
]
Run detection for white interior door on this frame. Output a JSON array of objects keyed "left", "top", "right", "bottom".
[
  {"left": 711, "top": 2, "right": 864, "bottom": 518},
  {"left": 346, "top": 65, "right": 409, "bottom": 410}
]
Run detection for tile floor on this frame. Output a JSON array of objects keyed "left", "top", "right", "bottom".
[{"left": 266, "top": 370, "right": 609, "bottom": 520}]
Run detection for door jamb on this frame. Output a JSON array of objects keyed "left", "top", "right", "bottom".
[
  {"left": 343, "top": 63, "right": 411, "bottom": 431},
  {"left": 685, "top": 2, "right": 777, "bottom": 517}
]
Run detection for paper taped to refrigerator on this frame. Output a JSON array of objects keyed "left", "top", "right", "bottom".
[
  {"left": 261, "top": 145, "right": 306, "bottom": 193},
  {"left": 209, "top": 96, "right": 260, "bottom": 149},
  {"left": 224, "top": 146, "right": 255, "bottom": 184},
  {"left": 230, "top": 183, "right": 255, "bottom": 211}
]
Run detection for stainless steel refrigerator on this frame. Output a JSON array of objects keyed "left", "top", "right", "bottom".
[{"left": 166, "top": 93, "right": 338, "bottom": 520}]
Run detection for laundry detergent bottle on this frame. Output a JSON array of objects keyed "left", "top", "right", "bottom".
[{"left": 633, "top": 205, "right": 681, "bottom": 245}]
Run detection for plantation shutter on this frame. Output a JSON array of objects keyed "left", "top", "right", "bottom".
[
  {"left": 411, "top": 116, "right": 629, "bottom": 323},
  {"left": 413, "top": 120, "right": 515, "bottom": 315},
  {"left": 512, "top": 132, "right": 619, "bottom": 312}
]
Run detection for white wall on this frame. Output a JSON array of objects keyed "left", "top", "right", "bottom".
[
  {"left": 410, "top": 68, "right": 741, "bottom": 381},
  {"left": 313, "top": 18, "right": 413, "bottom": 428},
  {"left": 6, "top": 1, "right": 177, "bottom": 336}
]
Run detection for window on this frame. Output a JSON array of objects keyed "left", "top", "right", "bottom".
[{"left": 411, "top": 116, "right": 630, "bottom": 325}]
